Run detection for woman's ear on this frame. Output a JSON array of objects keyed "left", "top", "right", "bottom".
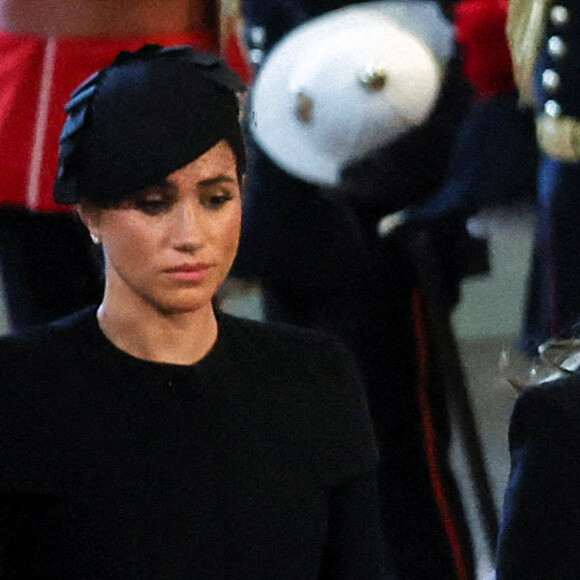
[{"left": 76, "top": 201, "right": 102, "bottom": 244}]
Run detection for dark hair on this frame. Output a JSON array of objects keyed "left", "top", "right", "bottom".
[{"left": 54, "top": 44, "right": 246, "bottom": 208}]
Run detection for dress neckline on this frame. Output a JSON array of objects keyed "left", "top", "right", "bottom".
[{"left": 84, "top": 305, "right": 227, "bottom": 373}]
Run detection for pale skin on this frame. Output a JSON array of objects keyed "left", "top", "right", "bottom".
[
  {"left": 77, "top": 140, "right": 242, "bottom": 366},
  {"left": 0, "top": 0, "right": 216, "bottom": 36}
]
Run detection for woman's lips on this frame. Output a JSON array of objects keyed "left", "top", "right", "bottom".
[{"left": 163, "top": 263, "right": 211, "bottom": 283}]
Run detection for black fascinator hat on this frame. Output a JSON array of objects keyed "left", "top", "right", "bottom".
[{"left": 54, "top": 44, "right": 246, "bottom": 207}]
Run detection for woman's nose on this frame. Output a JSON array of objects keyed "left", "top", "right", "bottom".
[{"left": 171, "top": 201, "right": 204, "bottom": 250}]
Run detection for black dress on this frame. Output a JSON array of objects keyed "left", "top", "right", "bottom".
[{"left": 0, "top": 307, "right": 391, "bottom": 579}]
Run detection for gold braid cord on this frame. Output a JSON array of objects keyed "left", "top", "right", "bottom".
[
  {"left": 219, "top": 0, "right": 243, "bottom": 50},
  {"left": 506, "top": 0, "right": 550, "bottom": 106},
  {"left": 537, "top": 113, "right": 580, "bottom": 161},
  {"left": 508, "top": 0, "right": 580, "bottom": 161}
]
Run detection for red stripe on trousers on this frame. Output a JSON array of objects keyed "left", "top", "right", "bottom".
[{"left": 412, "top": 289, "right": 470, "bottom": 580}]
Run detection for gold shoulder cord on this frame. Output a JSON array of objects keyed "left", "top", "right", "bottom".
[
  {"left": 508, "top": 0, "right": 580, "bottom": 161},
  {"left": 219, "top": 0, "right": 243, "bottom": 51},
  {"left": 506, "top": 0, "right": 550, "bottom": 106},
  {"left": 537, "top": 114, "right": 580, "bottom": 162}
]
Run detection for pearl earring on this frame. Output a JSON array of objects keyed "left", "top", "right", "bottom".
[{"left": 90, "top": 233, "right": 100, "bottom": 244}]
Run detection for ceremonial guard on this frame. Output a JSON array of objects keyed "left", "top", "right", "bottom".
[
  {"left": 507, "top": 0, "right": 580, "bottom": 355},
  {"left": 233, "top": 2, "right": 476, "bottom": 578}
]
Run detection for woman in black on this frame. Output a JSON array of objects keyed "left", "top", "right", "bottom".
[{"left": 0, "top": 45, "right": 392, "bottom": 579}]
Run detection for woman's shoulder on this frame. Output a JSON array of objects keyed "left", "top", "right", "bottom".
[
  {"left": 216, "top": 312, "right": 378, "bottom": 483},
  {"left": 0, "top": 306, "right": 99, "bottom": 369},
  {"left": 215, "top": 312, "right": 370, "bottom": 430},
  {"left": 217, "top": 311, "right": 353, "bottom": 364},
  {"left": 218, "top": 310, "right": 344, "bottom": 345}
]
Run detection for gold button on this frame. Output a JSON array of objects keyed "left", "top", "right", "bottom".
[{"left": 358, "top": 66, "right": 388, "bottom": 92}]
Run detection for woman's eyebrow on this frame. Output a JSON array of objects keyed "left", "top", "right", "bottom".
[
  {"left": 147, "top": 175, "right": 237, "bottom": 192},
  {"left": 144, "top": 178, "right": 177, "bottom": 192},
  {"left": 198, "top": 175, "right": 237, "bottom": 188}
]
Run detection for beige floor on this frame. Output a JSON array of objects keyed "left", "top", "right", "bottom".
[
  {"left": 451, "top": 337, "right": 521, "bottom": 579},
  {"left": 449, "top": 206, "right": 536, "bottom": 578}
]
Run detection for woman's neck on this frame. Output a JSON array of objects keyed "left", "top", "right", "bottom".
[
  {"left": 96, "top": 297, "right": 219, "bottom": 366},
  {"left": 0, "top": 0, "right": 216, "bottom": 37}
]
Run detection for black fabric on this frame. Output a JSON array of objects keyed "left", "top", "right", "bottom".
[
  {"left": 496, "top": 374, "right": 580, "bottom": 579},
  {"left": 54, "top": 45, "right": 245, "bottom": 206},
  {"left": 0, "top": 307, "right": 391, "bottom": 579},
  {"left": 0, "top": 209, "right": 103, "bottom": 330},
  {"left": 241, "top": 0, "right": 457, "bottom": 52}
]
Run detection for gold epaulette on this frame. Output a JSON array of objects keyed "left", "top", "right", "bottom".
[{"left": 537, "top": 113, "right": 580, "bottom": 161}]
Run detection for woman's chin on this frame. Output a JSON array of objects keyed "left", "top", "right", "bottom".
[{"left": 153, "top": 295, "right": 215, "bottom": 317}]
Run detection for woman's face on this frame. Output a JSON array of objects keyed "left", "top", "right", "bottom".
[{"left": 81, "top": 140, "right": 241, "bottom": 315}]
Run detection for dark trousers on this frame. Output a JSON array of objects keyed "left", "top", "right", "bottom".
[
  {"left": 521, "top": 159, "right": 580, "bottom": 355},
  {"left": 0, "top": 208, "right": 103, "bottom": 331}
]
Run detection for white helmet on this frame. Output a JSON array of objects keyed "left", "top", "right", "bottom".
[{"left": 249, "top": 1, "right": 453, "bottom": 187}]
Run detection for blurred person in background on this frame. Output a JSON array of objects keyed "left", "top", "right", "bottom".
[
  {"left": 506, "top": 0, "right": 580, "bottom": 357},
  {"left": 496, "top": 1, "right": 580, "bottom": 577},
  {"left": 377, "top": 0, "right": 537, "bottom": 239},
  {"left": 232, "top": 2, "right": 479, "bottom": 578}
]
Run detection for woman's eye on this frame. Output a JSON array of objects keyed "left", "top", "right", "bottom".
[
  {"left": 203, "top": 193, "right": 234, "bottom": 210},
  {"left": 134, "top": 198, "right": 171, "bottom": 216}
]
